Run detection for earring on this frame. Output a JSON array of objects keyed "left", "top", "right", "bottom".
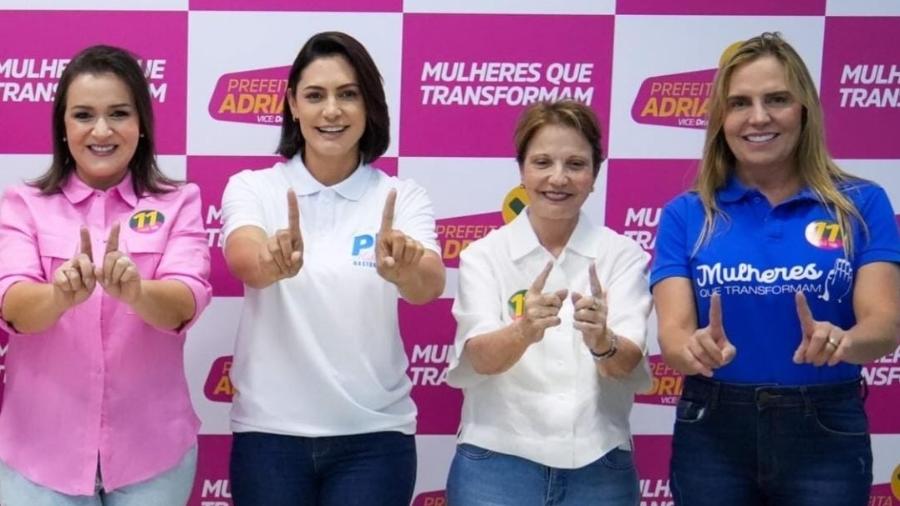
[
  {"left": 62, "top": 137, "right": 67, "bottom": 142},
  {"left": 519, "top": 183, "right": 525, "bottom": 189},
  {"left": 139, "top": 133, "right": 145, "bottom": 138}
]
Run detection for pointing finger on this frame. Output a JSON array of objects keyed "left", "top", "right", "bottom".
[
  {"left": 708, "top": 293, "right": 724, "bottom": 338},
  {"left": 380, "top": 188, "right": 397, "bottom": 235},
  {"left": 588, "top": 263, "right": 604, "bottom": 298},
  {"left": 80, "top": 227, "right": 93, "bottom": 262},
  {"left": 287, "top": 189, "right": 301, "bottom": 248},
  {"left": 529, "top": 261, "right": 553, "bottom": 294},
  {"left": 795, "top": 291, "right": 815, "bottom": 336},
  {"left": 105, "top": 223, "right": 120, "bottom": 254}
]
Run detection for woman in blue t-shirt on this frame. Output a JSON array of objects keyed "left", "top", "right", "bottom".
[{"left": 652, "top": 32, "right": 900, "bottom": 506}]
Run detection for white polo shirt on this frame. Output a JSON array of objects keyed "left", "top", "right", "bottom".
[
  {"left": 447, "top": 210, "right": 652, "bottom": 468},
  {"left": 222, "top": 156, "right": 439, "bottom": 436}
]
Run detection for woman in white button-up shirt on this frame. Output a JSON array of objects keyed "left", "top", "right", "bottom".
[{"left": 446, "top": 100, "right": 652, "bottom": 506}]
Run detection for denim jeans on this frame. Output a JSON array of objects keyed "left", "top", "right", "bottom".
[
  {"left": 0, "top": 445, "right": 197, "bottom": 506},
  {"left": 670, "top": 376, "right": 872, "bottom": 506},
  {"left": 446, "top": 443, "right": 639, "bottom": 506},
  {"left": 229, "top": 431, "right": 416, "bottom": 506}
]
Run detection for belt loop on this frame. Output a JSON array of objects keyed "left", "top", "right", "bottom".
[
  {"left": 800, "top": 386, "right": 812, "bottom": 415},
  {"left": 710, "top": 380, "right": 720, "bottom": 410}
]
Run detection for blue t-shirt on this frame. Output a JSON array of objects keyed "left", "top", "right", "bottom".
[{"left": 651, "top": 176, "right": 900, "bottom": 384}]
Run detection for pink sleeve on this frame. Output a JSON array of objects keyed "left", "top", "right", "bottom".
[
  {"left": 0, "top": 187, "right": 45, "bottom": 334},
  {"left": 154, "top": 183, "right": 212, "bottom": 335}
]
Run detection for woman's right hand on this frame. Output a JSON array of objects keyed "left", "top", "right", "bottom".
[
  {"left": 259, "top": 189, "right": 304, "bottom": 282},
  {"left": 51, "top": 227, "right": 97, "bottom": 310},
  {"left": 517, "top": 261, "right": 568, "bottom": 344},
  {"left": 679, "top": 293, "right": 736, "bottom": 377}
]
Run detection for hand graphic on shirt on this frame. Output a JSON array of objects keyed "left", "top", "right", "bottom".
[
  {"left": 51, "top": 227, "right": 97, "bottom": 309},
  {"left": 376, "top": 189, "right": 426, "bottom": 285},
  {"left": 518, "top": 261, "right": 568, "bottom": 344},
  {"left": 259, "top": 189, "right": 304, "bottom": 281},
  {"left": 679, "top": 293, "right": 736, "bottom": 377},
  {"left": 571, "top": 264, "right": 610, "bottom": 354},
  {"left": 94, "top": 223, "right": 143, "bottom": 305},
  {"left": 819, "top": 258, "right": 852, "bottom": 303},
  {"left": 793, "top": 291, "right": 848, "bottom": 366}
]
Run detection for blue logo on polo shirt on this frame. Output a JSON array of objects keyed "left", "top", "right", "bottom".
[{"left": 351, "top": 233, "right": 376, "bottom": 268}]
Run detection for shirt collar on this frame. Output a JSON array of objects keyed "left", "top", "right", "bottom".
[
  {"left": 61, "top": 171, "right": 138, "bottom": 207},
  {"left": 508, "top": 209, "right": 599, "bottom": 261},
  {"left": 285, "top": 155, "right": 373, "bottom": 201},
  {"left": 718, "top": 175, "right": 819, "bottom": 205}
]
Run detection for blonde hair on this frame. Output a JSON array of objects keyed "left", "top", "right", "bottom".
[{"left": 694, "top": 32, "right": 863, "bottom": 257}]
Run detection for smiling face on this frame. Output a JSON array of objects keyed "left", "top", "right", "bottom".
[
  {"left": 723, "top": 55, "right": 804, "bottom": 178},
  {"left": 64, "top": 72, "right": 140, "bottom": 190},
  {"left": 287, "top": 55, "right": 366, "bottom": 176},
  {"left": 520, "top": 123, "right": 595, "bottom": 225}
]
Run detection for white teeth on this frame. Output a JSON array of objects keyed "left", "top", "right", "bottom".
[
  {"left": 90, "top": 145, "right": 115, "bottom": 153},
  {"left": 543, "top": 192, "right": 570, "bottom": 201},
  {"left": 746, "top": 134, "right": 776, "bottom": 142},
  {"left": 318, "top": 126, "right": 346, "bottom": 133}
]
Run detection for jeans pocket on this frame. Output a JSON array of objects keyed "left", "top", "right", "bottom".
[
  {"left": 456, "top": 443, "right": 494, "bottom": 460},
  {"left": 598, "top": 448, "right": 635, "bottom": 471},
  {"left": 675, "top": 397, "right": 710, "bottom": 424},
  {"left": 812, "top": 398, "right": 869, "bottom": 436}
]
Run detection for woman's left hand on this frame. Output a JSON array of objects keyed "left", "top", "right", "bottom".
[
  {"left": 793, "top": 291, "right": 849, "bottom": 366},
  {"left": 96, "top": 223, "right": 143, "bottom": 306},
  {"left": 572, "top": 264, "right": 612, "bottom": 354},
  {"left": 376, "top": 189, "right": 425, "bottom": 285}
]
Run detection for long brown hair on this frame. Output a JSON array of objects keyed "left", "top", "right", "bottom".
[{"left": 32, "top": 45, "right": 178, "bottom": 196}]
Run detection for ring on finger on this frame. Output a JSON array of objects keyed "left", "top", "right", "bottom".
[{"left": 826, "top": 337, "right": 840, "bottom": 348}]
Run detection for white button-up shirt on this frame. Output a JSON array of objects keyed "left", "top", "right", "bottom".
[{"left": 447, "top": 210, "right": 651, "bottom": 468}]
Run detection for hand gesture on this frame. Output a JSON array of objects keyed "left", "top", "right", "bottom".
[
  {"left": 518, "top": 261, "right": 568, "bottom": 344},
  {"left": 793, "top": 291, "right": 847, "bottom": 366},
  {"left": 260, "top": 189, "right": 303, "bottom": 282},
  {"left": 376, "top": 189, "right": 425, "bottom": 285},
  {"left": 679, "top": 293, "right": 736, "bottom": 377},
  {"left": 51, "top": 227, "right": 97, "bottom": 309},
  {"left": 96, "top": 223, "right": 142, "bottom": 305},
  {"left": 571, "top": 264, "right": 609, "bottom": 353}
]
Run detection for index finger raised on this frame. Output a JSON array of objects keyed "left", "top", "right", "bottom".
[
  {"left": 529, "top": 261, "right": 553, "bottom": 293},
  {"left": 794, "top": 291, "right": 815, "bottom": 335},
  {"left": 287, "top": 189, "right": 301, "bottom": 244},
  {"left": 105, "top": 223, "right": 120, "bottom": 254},
  {"left": 708, "top": 292, "right": 724, "bottom": 334},
  {"left": 588, "top": 263, "right": 604, "bottom": 298},
  {"left": 380, "top": 189, "right": 397, "bottom": 234},
  {"left": 80, "top": 227, "right": 93, "bottom": 261}
]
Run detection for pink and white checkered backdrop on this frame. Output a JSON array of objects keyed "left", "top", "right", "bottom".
[{"left": 1, "top": 1, "right": 899, "bottom": 504}]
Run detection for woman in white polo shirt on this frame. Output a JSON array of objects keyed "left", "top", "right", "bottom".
[
  {"left": 221, "top": 31, "right": 445, "bottom": 505},
  {"left": 446, "top": 100, "right": 652, "bottom": 505}
]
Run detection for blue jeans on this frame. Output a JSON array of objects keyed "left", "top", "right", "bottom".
[
  {"left": 671, "top": 376, "right": 872, "bottom": 506},
  {"left": 446, "top": 443, "right": 639, "bottom": 506},
  {"left": 229, "top": 431, "right": 416, "bottom": 506},
  {"left": 0, "top": 446, "right": 197, "bottom": 506}
]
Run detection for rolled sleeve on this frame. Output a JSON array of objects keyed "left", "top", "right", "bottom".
[
  {"left": 0, "top": 187, "right": 44, "bottom": 334},
  {"left": 154, "top": 184, "right": 212, "bottom": 334},
  {"left": 447, "top": 245, "right": 504, "bottom": 389}
]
